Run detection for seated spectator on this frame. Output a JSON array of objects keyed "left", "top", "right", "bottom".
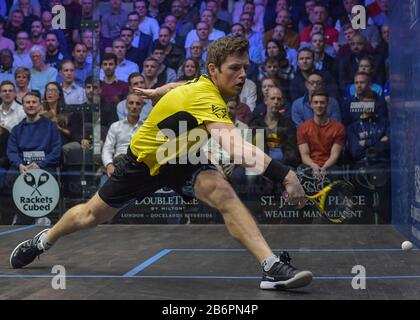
[
  {"left": 266, "top": 24, "right": 298, "bottom": 69},
  {"left": 297, "top": 0, "right": 316, "bottom": 33},
  {"left": 250, "top": 87, "right": 300, "bottom": 167},
  {"left": 289, "top": 47, "right": 338, "bottom": 102},
  {"left": 148, "top": 0, "right": 168, "bottom": 24},
  {"left": 134, "top": 0, "right": 160, "bottom": 40},
  {"left": 205, "top": 0, "right": 231, "bottom": 34},
  {"left": 28, "top": 19, "right": 46, "bottom": 51},
  {"left": 117, "top": 72, "right": 153, "bottom": 122},
  {"left": 177, "top": 58, "right": 201, "bottom": 81},
  {"left": 263, "top": 0, "right": 290, "bottom": 32},
  {"left": 162, "top": 14, "right": 179, "bottom": 45},
  {"left": 0, "top": 81, "right": 25, "bottom": 132},
  {"left": 345, "top": 55, "right": 383, "bottom": 98},
  {"left": 253, "top": 77, "right": 289, "bottom": 118},
  {"left": 156, "top": 26, "right": 185, "bottom": 71},
  {"left": 185, "top": 21, "right": 211, "bottom": 60},
  {"left": 152, "top": 42, "right": 177, "bottom": 85},
  {"left": 13, "top": 31, "right": 32, "bottom": 69},
  {"left": 239, "top": 12, "right": 264, "bottom": 64},
  {"left": 227, "top": 95, "right": 252, "bottom": 126},
  {"left": 0, "top": 49, "right": 16, "bottom": 84},
  {"left": 142, "top": 57, "right": 163, "bottom": 89},
  {"left": 366, "top": 0, "right": 388, "bottom": 28},
  {"left": 101, "top": 0, "right": 128, "bottom": 40},
  {"left": 297, "top": 89, "right": 345, "bottom": 179},
  {"left": 264, "top": 8, "right": 300, "bottom": 50},
  {"left": 0, "top": 17, "right": 15, "bottom": 51},
  {"left": 346, "top": 90, "right": 390, "bottom": 164},
  {"left": 19, "top": 0, "right": 40, "bottom": 33},
  {"left": 102, "top": 93, "right": 144, "bottom": 182},
  {"left": 300, "top": 4, "right": 339, "bottom": 47},
  {"left": 185, "top": 9, "right": 225, "bottom": 52},
  {"left": 71, "top": 43, "right": 93, "bottom": 87},
  {"left": 241, "top": 0, "right": 265, "bottom": 33},
  {"left": 341, "top": 72, "right": 388, "bottom": 126},
  {"left": 337, "top": 33, "right": 384, "bottom": 94},
  {"left": 29, "top": 45, "right": 58, "bottom": 96},
  {"left": 4, "top": 10, "right": 25, "bottom": 42},
  {"left": 119, "top": 28, "right": 144, "bottom": 72},
  {"left": 100, "top": 53, "right": 129, "bottom": 128},
  {"left": 100, "top": 38, "right": 139, "bottom": 83},
  {"left": 126, "top": 11, "right": 153, "bottom": 59},
  {"left": 14, "top": 67, "right": 31, "bottom": 104},
  {"left": 60, "top": 60, "right": 87, "bottom": 105},
  {"left": 71, "top": 0, "right": 101, "bottom": 44},
  {"left": 300, "top": 23, "right": 337, "bottom": 58},
  {"left": 291, "top": 71, "right": 341, "bottom": 128},
  {"left": 41, "top": 11, "right": 68, "bottom": 57},
  {"left": 169, "top": 0, "right": 194, "bottom": 47},
  {"left": 305, "top": 32, "right": 336, "bottom": 75},
  {"left": 7, "top": 91, "right": 61, "bottom": 173},
  {"left": 0, "top": 124, "right": 9, "bottom": 190},
  {"left": 240, "top": 78, "right": 257, "bottom": 112},
  {"left": 45, "top": 31, "right": 68, "bottom": 70},
  {"left": 41, "top": 82, "right": 72, "bottom": 144},
  {"left": 183, "top": 41, "right": 206, "bottom": 75}
]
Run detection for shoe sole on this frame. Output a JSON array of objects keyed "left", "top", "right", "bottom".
[
  {"left": 260, "top": 270, "right": 313, "bottom": 290},
  {"left": 9, "top": 228, "right": 50, "bottom": 269}
]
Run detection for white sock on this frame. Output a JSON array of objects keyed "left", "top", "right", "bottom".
[
  {"left": 262, "top": 255, "right": 280, "bottom": 272},
  {"left": 36, "top": 231, "right": 53, "bottom": 251}
]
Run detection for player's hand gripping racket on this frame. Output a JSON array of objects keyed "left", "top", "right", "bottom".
[{"left": 284, "top": 180, "right": 355, "bottom": 223}]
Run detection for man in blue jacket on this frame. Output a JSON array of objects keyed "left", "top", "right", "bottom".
[
  {"left": 291, "top": 70, "right": 341, "bottom": 128},
  {"left": 7, "top": 91, "right": 61, "bottom": 174}
]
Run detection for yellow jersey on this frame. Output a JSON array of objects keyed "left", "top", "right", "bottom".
[{"left": 129, "top": 75, "right": 233, "bottom": 176}]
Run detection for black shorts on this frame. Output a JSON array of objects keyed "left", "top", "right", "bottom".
[{"left": 98, "top": 148, "right": 217, "bottom": 208}]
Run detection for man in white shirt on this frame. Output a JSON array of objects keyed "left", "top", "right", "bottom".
[
  {"left": 116, "top": 72, "right": 153, "bottom": 122},
  {"left": 0, "top": 80, "right": 25, "bottom": 132},
  {"left": 60, "top": 60, "right": 87, "bottom": 105},
  {"left": 134, "top": 0, "right": 160, "bottom": 40},
  {"left": 100, "top": 39, "right": 139, "bottom": 83},
  {"left": 102, "top": 93, "right": 144, "bottom": 178},
  {"left": 184, "top": 9, "right": 225, "bottom": 51},
  {"left": 239, "top": 78, "right": 257, "bottom": 112}
]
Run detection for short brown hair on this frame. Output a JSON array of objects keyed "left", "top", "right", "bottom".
[
  {"left": 206, "top": 36, "right": 249, "bottom": 74},
  {"left": 310, "top": 89, "right": 329, "bottom": 101}
]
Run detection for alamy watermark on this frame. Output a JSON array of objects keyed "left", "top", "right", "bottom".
[
  {"left": 351, "top": 265, "right": 366, "bottom": 290},
  {"left": 154, "top": 123, "right": 266, "bottom": 174},
  {"left": 51, "top": 265, "right": 66, "bottom": 290}
]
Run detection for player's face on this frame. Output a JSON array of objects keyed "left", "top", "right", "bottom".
[
  {"left": 310, "top": 95, "right": 328, "bottom": 116},
  {"left": 210, "top": 51, "right": 249, "bottom": 99}
]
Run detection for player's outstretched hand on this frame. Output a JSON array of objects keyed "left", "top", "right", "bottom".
[
  {"left": 283, "top": 170, "right": 307, "bottom": 209},
  {"left": 133, "top": 87, "right": 160, "bottom": 105}
]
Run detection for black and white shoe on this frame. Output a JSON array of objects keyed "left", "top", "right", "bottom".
[
  {"left": 10, "top": 229, "right": 50, "bottom": 269},
  {"left": 260, "top": 251, "right": 313, "bottom": 290}
]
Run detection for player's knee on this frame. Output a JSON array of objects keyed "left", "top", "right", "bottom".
[{"left": 196, "top": 176, "right": 236, "bottom": 205}]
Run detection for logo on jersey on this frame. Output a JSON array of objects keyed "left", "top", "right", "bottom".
[{"left": 212, "top": 104, "right": 228, "bottom": 119}]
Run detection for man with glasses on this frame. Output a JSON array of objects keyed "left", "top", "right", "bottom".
[
  {"left": 13, "top": 31, "right": 32, "bottom": 69},
  {"left": 291, "top": 70, "right": 341, "bottom": 128}
]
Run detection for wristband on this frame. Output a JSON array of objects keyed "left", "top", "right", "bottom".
[{"left": 263, "top": 160, "right": 291, "bottom": 183}]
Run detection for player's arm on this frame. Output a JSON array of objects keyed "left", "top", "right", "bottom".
[
  {"left": 206, "top": 121, "right": 306, "bottom": 207},
  {"left": 133, "top": 81, "right": 186, "bottom": 104}
]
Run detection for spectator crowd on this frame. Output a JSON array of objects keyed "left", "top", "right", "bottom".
[{"left": 0, "top": 0, "right": 391, "bottom": 223}]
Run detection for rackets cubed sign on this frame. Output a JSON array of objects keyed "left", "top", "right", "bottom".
[{"left": 12, "top": 169, "right": 60, "bottom": 217}]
